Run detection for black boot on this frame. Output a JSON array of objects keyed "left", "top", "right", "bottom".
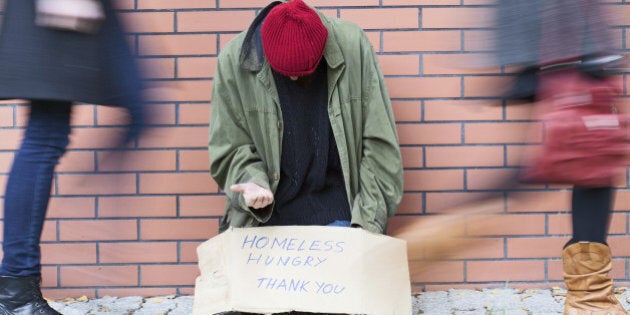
[{"left": 0, "top": 276, "right": 61, "bottom": 315}]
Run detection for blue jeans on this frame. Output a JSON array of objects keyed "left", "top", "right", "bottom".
[
  {"left": 327, "top": 220, "right": 351, "bottom": 227},
  {"left": 1, "top": 101, "right": 72, "bottom": 277}
]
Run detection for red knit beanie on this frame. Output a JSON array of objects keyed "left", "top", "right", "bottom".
[{"left": 261, "top": 0, "right": 328, "bottom": 77}]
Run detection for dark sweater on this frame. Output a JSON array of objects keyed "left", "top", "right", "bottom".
[{"left": 261, "top": 61, "right": 351, "bottom": 226}]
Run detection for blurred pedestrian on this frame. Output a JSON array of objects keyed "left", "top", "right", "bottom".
[
  {"left": 495, "top": 1, "right": 628, "bottom": 314},
  {"left": 0, "top": 0, "right": 146, "bottom": 314}
]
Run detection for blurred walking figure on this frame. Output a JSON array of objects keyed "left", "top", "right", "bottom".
[
  {"left": 496, "top": 1, "right": 628, "bottom": 314},
  {"left": 0, "top": 0, "right": 146, "bottom": 314}
]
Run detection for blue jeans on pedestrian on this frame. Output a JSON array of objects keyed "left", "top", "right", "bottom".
[{"left": 0, "top": 101, "right": 72, "bottom": 277}]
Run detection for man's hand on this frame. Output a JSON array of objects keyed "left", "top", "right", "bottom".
[{"left": 230, "top": 183, "right": 274, "bottom": 209}]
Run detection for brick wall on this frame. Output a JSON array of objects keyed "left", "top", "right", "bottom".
[{"left": 0, "top": 0, "right": 628, "bottom": 298}]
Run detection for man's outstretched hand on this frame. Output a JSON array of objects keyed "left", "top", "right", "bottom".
[{"left": 230, "top": 183, "right": 274, "bottom": 209}]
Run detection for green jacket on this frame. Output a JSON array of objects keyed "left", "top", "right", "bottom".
[{"left": 208, "top": 3, "right": 403, "bottom": 234}]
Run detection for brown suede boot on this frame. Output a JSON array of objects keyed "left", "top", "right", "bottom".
[{"left": 563, "top": 242, "right": 628, "bottom": 315}]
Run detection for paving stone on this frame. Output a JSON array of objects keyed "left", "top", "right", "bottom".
[{"left": 45, "top": 289, "right": 630, "bottom": 314}]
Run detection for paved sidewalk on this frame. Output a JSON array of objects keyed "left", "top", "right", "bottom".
[{"left": 47, "top": 287, "right": 630, "bottom": 314}]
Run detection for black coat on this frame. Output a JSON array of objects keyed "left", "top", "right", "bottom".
[{"left": 0, "top": 0, "right": 142, "bottom": 106}]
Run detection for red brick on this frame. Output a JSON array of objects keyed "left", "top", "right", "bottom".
[
  {"left": 70, "top": 105, "right": 96, "bottom": 126},
  {"left": 180, "top": 241, "right": 203, "bottom": 263},
  {"left": 614, "top": 190, "right": 630, "bottom": 211},
  {"left": 341, "top": 8, "right": 419, "bottom": 29},
  {"left": 395, "top": 193, "right": 422, "bottom": 215},
  {"left": 0, "top": 106, "right": 14, "bottom": 127},
  {"left": 426, "top": 146, "right": 503, "bottom": 168},
  {"left": 95, "top": 104, "right": 176, "bottom": 126},
  {"left": 400, "top": 147, "right": 423, "bottom": 168},
  {"left": 507, "top": 191, "right": 571, "bottom": 212},
  {"left": 137, "top": 58, "right": 175, "bottom": 79},
  {"left": 93, "top": 106, "right": 131, "bottom": 126},
  {"left": 137, "top": 0, "right": 215, "bottom": 9},
  {"left": 467, "top": 260, "right": 545, "bottom": 282},
  {"left": 383, "top": 31, "right": 461, "bottom": 52},
  {"left": 441, "top": 237, "right": 504, "bottom": 260},
  {"left": 140, "top": 219, "right": 218, "bottom": 240},
  {"left": 41, "top": 221, "right": 57, "bottom": 242},
  {"left": 57, "top": 151, "right": 95, "bottom": 172},
  {"left": 178, "top": 58, "right": 217, "bottom": 79},
  {"left": 426, "top": 192, "right": 504, "bottom": 214},
  {"left": 178, "top": 11, "right": 256, "bottom": 32},
  {"left": 392, "top": 101, "right": 421, "bottom": 122},
  {"left": 97, "top": 150, "right": 177, "bottom": 172},
  {"left": 141, "top": 265, "right": 199, "bottom": 286},
  {"left": 507, "top": 238, "right": 568, "bottom": 258},
  {"left": 505, "top": 103, "right": 535, "bottom": 120},
  {"left": 47, "top": 197, "right": 96, "bottom": 218},
  {"left": 60, "top": 266, "right": 138, "bottom": 287},
  {"left": 423, "top": 53, "right": 499, "bottom": 75},
  {"left": 464, "top": 76, "right": 512, "bottom": 98},
  {"left": 386, "top": 77, "right": 461, "bottom": 98},
  {"left": 42, "top": 289, "right": 96, "bottom": 300},
  {"left": 98, "top": 288, "right": 177, "bottom": 298},
  {"left": 138, "top": 126, "right": 209, "bottom": 148},
  {"left": 0, "top": 152, "right": 15, "bottom": 173},
  {"left": 56, "top": 174, "right": 137, "bottom": 195},
  {"left": 41, "top": 267, "right": 58, "bottom": 287},
  {"left": 99, "top": 196, "right": 177, "bottom": 217},
  {"left": 119, "top": 12, "right": 175, "bottom": 33},
  {"left": 409, "top": 260, "right": 464, "bottom": 283},
  {"left": 0, "top": 129, "right": 23, "bottom": 150},
  {"left": 99, "top": 242, "right": 178, "bottom": 263},
  {"left": 0, "top": 176, "right": 6, "bottom": 198},
  {"left": 41, "top": 244, "right": 96, "bottom": 264},
  {"left": 404, "top": 170, "right": 464, "bottom": 191},
  {"left": 59, "top": 220, "right": 138, "bottom": 241},
  {"left": 548, "top": 213, "right": 627, "bottom": 235},
  {"left": 466, "top": 169, "right": 520, "bottom": 190},
  {"left": 67, "top": 128, "right": 128, "bottom": 150},
  {"left": 424, "top": 100, "right": 503, "bottom": 121},
  {"left": 180, "top": 195, "right": 226, "bottom": 217},
  {"left": 423, "top": 8, "right": 495, "bottom": 29},
  {"left": 467, "top": 214, "right": 546, "bottom": 236},
  {"left": 465, "top": 122, "right": 541, "bottom": 144},
  {"left": 144, "top": 80, "right": 213, "bottom": 102},
  {"left": 383, "top": 0, "right": 458, "bottom": 4},
  {"left": 379, "top": 55, "right": 420, "bottom": 76},
  {"left": 140, "top": 173, "right": 217, "bottom": 194},
  {"left": 179, "top": 150, "right": 209, "bottom": 171},
  {"left": 179, "top": 103, "right": 211, "bottom": 124},
  {"left": 397, "top": 123, "right": 461, "bottom": 145},
  {"left": 607, "top": 236, "right": 630, "bottom": 256},
  {"left": 138, "top": 35, "right": 217, "bottom": 56}
]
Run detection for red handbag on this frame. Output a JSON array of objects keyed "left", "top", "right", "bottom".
[{"left": 520, "top": 69, "right": 630, "bottom": 187}]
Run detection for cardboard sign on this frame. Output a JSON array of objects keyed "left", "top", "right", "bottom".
[{"left": 192, "top": 226, "right": 411, "bottom": 315}]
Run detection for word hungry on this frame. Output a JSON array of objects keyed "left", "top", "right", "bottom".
[{"left": 246, "top": 253, "right": 327, "bottom": 267}]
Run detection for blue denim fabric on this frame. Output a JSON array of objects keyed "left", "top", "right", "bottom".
[
  {"left": 326, "top": 220, "right": 351, "bottom": 227},
  {"left": 0, "top": 101, "right": 72, "bottom": 277}
]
